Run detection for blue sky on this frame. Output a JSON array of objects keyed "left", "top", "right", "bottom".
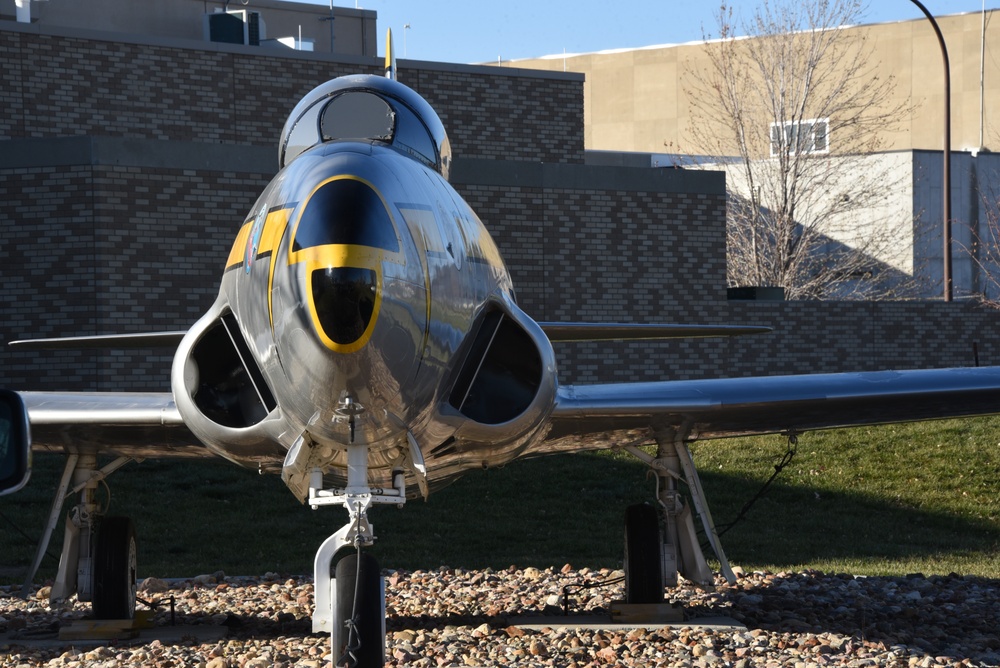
[{"left": 297, "top": 1, "right": 995, "bottom": 64}]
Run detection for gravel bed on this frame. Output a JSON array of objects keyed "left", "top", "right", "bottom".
[{"left": 2, "top": 566, "right": 998, "bottom": 667}]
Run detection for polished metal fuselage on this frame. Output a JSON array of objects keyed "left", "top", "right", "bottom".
[{"left": 172, "top": 130, "right": 555, "bottom": 498}]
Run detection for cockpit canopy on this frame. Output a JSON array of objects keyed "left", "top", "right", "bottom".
[{"left": 279, "top": 75, "right": 452, "bottom": 179}]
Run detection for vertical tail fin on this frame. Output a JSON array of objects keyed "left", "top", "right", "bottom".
[{"left": 384, "top": 28, "right": 396, "bottom": 80}]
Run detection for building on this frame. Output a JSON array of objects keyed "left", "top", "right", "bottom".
[
  {"left": 2, "top": 1, "right": 999, "bottom": 397},
  {"left": 510, "top": 10, "right": 999, "bottom": 156},
  {"left": 2, "top": 0, "right": 377, "bottom": 55},
  {"left": 511, "top": 9, "right": 1000, "bottom": 300}
]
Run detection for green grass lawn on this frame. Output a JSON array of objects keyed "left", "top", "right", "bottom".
[{"left": 2, "top": 416, "right": 998, "bottom": 583}]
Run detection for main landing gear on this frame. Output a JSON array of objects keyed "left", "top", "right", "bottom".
[
  {"left": 308, "top": 441, "right": 422, "bottom": 668},
  {"left": 620, "top": 428, "right": 737, "bottom": 604},
  {"left": 22, "top": 453, "right": 139, "bottom": 620}
]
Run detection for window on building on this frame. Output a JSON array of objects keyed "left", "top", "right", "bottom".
[{"left": 770, "top": 118, "right": 829, "bottom": 156}]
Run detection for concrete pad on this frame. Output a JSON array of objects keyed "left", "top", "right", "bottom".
[
  {"left": 1, "top": 623, "right": 228, "bottom": 650},
  {"left": 510, "top": 614, "right": 746, "bottom": 632}
]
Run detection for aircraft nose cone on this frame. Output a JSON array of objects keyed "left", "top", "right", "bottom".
[{"left": 311, "top": 266, "right": 378, "bottom": 348}]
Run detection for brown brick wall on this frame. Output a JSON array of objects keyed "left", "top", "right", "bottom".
[
  {"left": 0, "top": 27, "right": 584, "bottom": 162},
  {"left": 3, "top": 24, "right": 1000, "bottom": 394},
  {"left": 0, "top": 163, "right": 273, "bottom": 390},
  {"left": 460, "top": 180, "right": 1000, "bottom": 385}
]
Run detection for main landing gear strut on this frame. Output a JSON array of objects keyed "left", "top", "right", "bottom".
[
  {"left": 22, "top": 453, "right": 138, "bottom": 620},
  {"left": 621, "top": 428, "right": 737, "bottom": 604},
  {"left": 309, "top": 441, "right": 421, "bottom": 668}
]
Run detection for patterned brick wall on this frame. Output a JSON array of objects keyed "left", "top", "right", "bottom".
[
  {"left": 0, "top": 164, "right": 272, "bottom": 390},
  {"left": 459, "top": 179, "right": 1000, "bottom": 385},
  {"left": 3, "top": 23, "right": 1000, "bottom": 395},
  {"left": 0, "top": 27, "right": 584, "bottom": 162},
  {"left": 459, "top": 184, "right": 727, "bottom": 323},
  {"left": 409, "top": 69, "right": 586, "bottom": 164}
]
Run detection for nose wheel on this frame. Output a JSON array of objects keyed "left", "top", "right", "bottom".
[{"left": 334, "top": 552, "right": 385, "bottom": 668}]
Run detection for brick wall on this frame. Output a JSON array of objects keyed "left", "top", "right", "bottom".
[
  {"left": 0, "top": 163, "right": 272, "bottom": 390},
  {"left": 456, "top": 168, "right": 1000, "bottom": 385},
  {"left": 0, "top": 26, "right": 584, "bottom": 162},
  {"left": 3, "top": 23, "right": 1000, "bottom": 394}
]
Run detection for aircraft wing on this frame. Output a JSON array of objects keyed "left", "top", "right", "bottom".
[
  {"left": 534, "top": 366, "right": 1000, "bottom": 454},
  {"left": 539, "top": 322, "right": 771, "bottom": 342},
  {"left": 8, "top": 332, "right": 187, "bottom": 350},
  {"left": 20, "top": 391, "right": 211, "bottom": 459}
]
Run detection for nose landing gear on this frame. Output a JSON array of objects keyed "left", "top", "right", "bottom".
[{"left": 308, "top": 441, "right": 419, "bottom": 668}]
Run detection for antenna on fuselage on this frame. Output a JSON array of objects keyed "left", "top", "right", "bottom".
[{"left": 384, "top": 28, "right": 397, "bottom": 80}]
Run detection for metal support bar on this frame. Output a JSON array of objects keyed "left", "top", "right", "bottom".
[
  {"left": 674, "top": 438, "right": 737, "bottom": 585},
  {"left": 313, "top": 516, "right": 370, "bottom": 633},
  {"left": 20, "top": 454, "right": 79, "bottom": 598},
  {"left": 68, "top": 454, "right": 99, "bottom": 603},
  {"left": 67, "top": 456, "right": 132, "bottom": 497},
  {"left": 656, "top": 443, "right": 682, "bottom": 588},
  {"left": 908, "top": 0, "right": 953, "bottom": 301}
]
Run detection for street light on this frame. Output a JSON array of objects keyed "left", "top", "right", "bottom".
[
  {"left": 908, "top": 0, "right": 952, "bottom": 302},
  {"left": 404, "top": 23, "right": 411, "bottom": 58}
]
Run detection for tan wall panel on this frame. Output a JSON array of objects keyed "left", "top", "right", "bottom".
[{"left": 510, "top": 12, "right": 1000, "bottom": 157}]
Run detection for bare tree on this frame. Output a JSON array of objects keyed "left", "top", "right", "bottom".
[
  {"left": 962, "top": 168, "right": 1000, "bottom": 307},
  {"left": 685, "top": 0, "right": 922, "bottom": 300}
]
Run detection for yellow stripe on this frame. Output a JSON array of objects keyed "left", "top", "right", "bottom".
[
  {"left": 260, "top": 208, "right": 290, "bottom": 257},
  {"left": 226, "top": 206, "right": 293, "bottom": 273},
  {"left": 226, "top": 222, "right": 253, "bottom": 270},
  {"left": 264, "top": 208, "right": 293, "bottom": 330},
  {"left": 289, "top": 244, "right": 385, "bottom": 268},
  {"left": 300, "top": 245, "right": 385, "bottom": 353},
  {"left": 286, "top": 174, "right": 403, "bottom": 267}
]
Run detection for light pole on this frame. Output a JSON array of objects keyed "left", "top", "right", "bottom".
[
  {"left": 404, "top": 23, "right": 411, "bottom": 58},
  {"left": 908, "top": 0, "right": 952, "bottom": 301},
  {"left": 319, "top": 0, "right": 335, "bottom": 53}
]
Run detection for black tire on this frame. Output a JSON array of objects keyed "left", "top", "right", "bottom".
[
  {"left": 92, "top": 516, "right": 138, "bottom": 620},
  {"left": 333, "top": 552, "right": 384, "bottom": 668},
  {"left": 624, "top": 503, "right": 664, "bottom": 604}
]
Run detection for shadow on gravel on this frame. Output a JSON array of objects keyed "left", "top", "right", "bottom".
[
  {"left": 716, "top": 571, "right": 1000, "bottom": 664},
  {"left": 210, "top": 612, "right": 314, "bottom": 638},
  {"left": 188, "top": 571, "right": 1000, "bottom": 666}
]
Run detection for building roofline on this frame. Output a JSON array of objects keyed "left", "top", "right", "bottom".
[
  {"left": 0, "top": 18, "right": 584, "bottom": 81},
  {"left": 510, "top": 8, "right": 1000, "bottom": 62}
]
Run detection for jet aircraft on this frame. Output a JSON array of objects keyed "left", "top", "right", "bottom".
[{"left": 4, "top": 38, "right": 1000, "bottom": 668}]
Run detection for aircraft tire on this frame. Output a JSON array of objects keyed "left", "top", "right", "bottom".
[
  {"left": 624, "top": 503, "right": 664, "bottom": 604},
  {"left": 334, "top": 552, "right": 384, "bottom": 668},
  {"left": 92, "top": 516, "right": 138, "bottom": 620}
]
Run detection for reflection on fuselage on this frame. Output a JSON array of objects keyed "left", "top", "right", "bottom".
[{"left": 172, "top": 75, "right": 555, "bottom": 500}]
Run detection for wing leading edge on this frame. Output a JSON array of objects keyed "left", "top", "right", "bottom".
[
  {"left": 21, "top": 392, "right": 211, "bottom": 460},
  {"left": 534, "top": 366, "right": 1000, "bottom": 455},
  {"left": 8, "top": 332, "right": 187, "bottom": 350},
  {"left": 540, "top": 322, "right": 770, "bottom": 342}
]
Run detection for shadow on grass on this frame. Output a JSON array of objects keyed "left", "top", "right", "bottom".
[{"left": 2, "top": 448, "right": 998, "bottom": 581}]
